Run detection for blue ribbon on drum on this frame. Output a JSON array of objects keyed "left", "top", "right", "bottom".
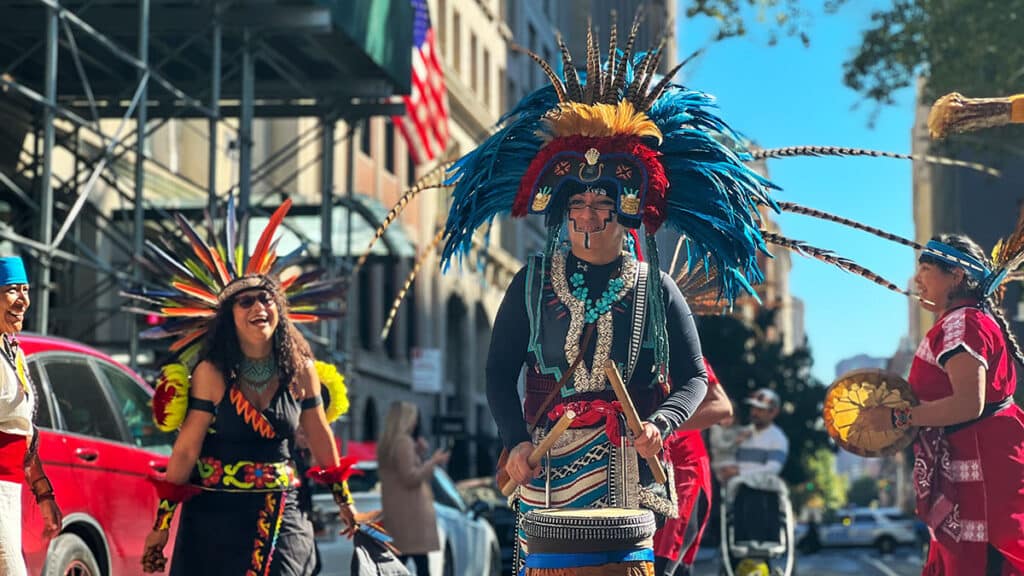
[{"left": 524, "top": 549, "right": 654, "bottom": 569}]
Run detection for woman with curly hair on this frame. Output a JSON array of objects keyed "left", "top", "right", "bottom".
[
  {"left": 131, "top": 199, "right": 355, "bottom": 576},
  {"left": 857, "top": 234, "right": 1024, "bottom": 575}
]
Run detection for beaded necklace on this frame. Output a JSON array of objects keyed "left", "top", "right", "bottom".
[
  {"left": 239, "top": 354, "right": 276, "bottom": 394},
  {"left": 568, "top": 271, "right": 627, "bottom": 324}
]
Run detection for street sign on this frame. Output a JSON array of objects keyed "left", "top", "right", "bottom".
[
  {"left": 432, "top": 415, "right": 466, "bottom": 436},
  {"left": 411, "top": 347, "right": 442, "bottom": 394}
]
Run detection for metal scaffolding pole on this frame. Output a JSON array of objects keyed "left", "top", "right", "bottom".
[
  {"left": 35, "top": 3, "right": 58, "bottom": 334},
  {"left": 341, "top": 118, "right": 360, "bottom": 445},
  {"left": 238, "top": 27, "right": 254, "bottom": 248},
  {"left": 319, "top": 113, "right": 335, "bottom": 348},
  {"left": 208, "top": 9, "right": 221, "bottom": 213},
  {"left": 129, "top": 0, "right": 149, "bottom": 369}
]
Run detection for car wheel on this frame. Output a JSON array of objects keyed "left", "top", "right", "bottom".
[
  {"left": 44, "top": 533, "right": 102, "bottom": 576},
  {"left": 442, "top": 546, "right": 455, "bottom": 576},
  {"left": 876, "top": 535, "right": 896, "bottom": 555}
]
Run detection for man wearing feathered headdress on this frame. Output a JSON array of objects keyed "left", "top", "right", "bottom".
[{"left": 438, "top": 12, "right": 778, "bottom": 572}]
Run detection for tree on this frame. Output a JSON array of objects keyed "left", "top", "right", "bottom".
[
  {"left": 844, "top": 0, "right": 1024, "bottom": 107},
  {"left": 803, "top": 448, "right": 848, "bottom": 511},
  {"left": 697, "top": 313, "right": 832, "bottom": 488},
  {"left": 847, "top": 475, "right": 881, "bottom": 507},
  {"left": 684, "top": 0, "right": 849, "bottom": 45}
]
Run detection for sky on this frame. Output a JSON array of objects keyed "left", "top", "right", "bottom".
[{"left": 676, "top": 2, "right": 919, "bottom": 384}]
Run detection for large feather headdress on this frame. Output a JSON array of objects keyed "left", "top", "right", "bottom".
[
  {"left": 441, "top": 12, "right": 778, "bottom": 305},
  {"left": 122, "top": 196, "right": 347, "bottom": 363}
]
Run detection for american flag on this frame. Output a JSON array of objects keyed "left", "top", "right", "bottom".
[{"left": 392, "top": 0, "right": 449, "bottom": 165}]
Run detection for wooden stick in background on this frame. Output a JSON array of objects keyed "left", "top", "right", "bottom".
[
  {"left": 500, "top": 409, "right": 577, "bottom": 497},
  {"left": 605, "top": 361, "right": 668, "bottom": 484}
]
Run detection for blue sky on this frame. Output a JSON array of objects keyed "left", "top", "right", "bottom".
[{"left": 677, "top": 2, "right": 918, "bottom": 383}]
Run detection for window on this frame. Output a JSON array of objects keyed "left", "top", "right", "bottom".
[
  {"left": 483, "top": 49, "right": 491, "bottom": 109},
  {"left": 506, "top": 74, "right": 516, "bottom": 116},
  {"left": 385, "top": 121, "right": 396, "bottom": 174},
  {"left": 359, "top": 120, "right": 371, "bottom": 155},
  {"left": 853, "top": 514, "right": 876, "bottom": 525},
  {"left": 453, "top": 10, "right": 462, "bottom": 74},
  {"left": 99, "top": 363, "right": 173, "bottom": 453},
  {"left": 470, "top": 33, "right": 478, "bottom": 93},
  {"left": 44, "top": 356, "right": 122, "bottom": 442},
  {"left": 27, "top": 361, "right": 52, "bottom": 429},
  {"left": 431, "top": 467, "right": 467, "bottom": 513}
]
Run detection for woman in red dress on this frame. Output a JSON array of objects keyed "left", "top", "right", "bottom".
[
  {"left": 858, "top": 234, "right": 1024, "bottom": 575},
  {"left": 653, "top": 360, "right": 733, "bottom": 576}
]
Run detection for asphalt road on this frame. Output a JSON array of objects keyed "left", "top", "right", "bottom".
[{"left": 690, "top": 544, "right": 925, "bottom": 576}]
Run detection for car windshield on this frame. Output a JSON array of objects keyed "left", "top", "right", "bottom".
[{"left": 431, "top": 468, "right": 466, "bottom": 513}]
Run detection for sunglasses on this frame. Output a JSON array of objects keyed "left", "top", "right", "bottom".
[{"left": 235, "top": 291, "right": 274, "bottom": 309}]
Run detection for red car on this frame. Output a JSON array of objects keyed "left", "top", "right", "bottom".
[{"left": 18, "top": 335, "right": 175, "bottom": 576}]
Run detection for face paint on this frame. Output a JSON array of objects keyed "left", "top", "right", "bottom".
[{"left": 567, "top": 188, "right": 616, "bottom": 243}]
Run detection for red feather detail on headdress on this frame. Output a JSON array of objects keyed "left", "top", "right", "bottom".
[
  {"left": 287, "top": 313, "right": 320, "bottom": 323},
  {"left": 161, "top": 307, "right": 216, "bottom": 318},
  {"left": 247, "top": 199, "right": 292, "bottom": 275},
  {"left": 171, "top": 281, "right": 219, "bottom": 305},
  {"left": 279, "top": 269, "right": 301, "bottom": 291},
  {"left": 169, "top": 328, "right": 207, "bottom": 352},
  {"left": 513, "top": 135, "right": 668, "bottom": 230},
  {"left": 175, "top": 214, "right": 230, "bottom": 286}
]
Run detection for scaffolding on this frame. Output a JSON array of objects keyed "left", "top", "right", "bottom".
[{"left": 0, "top": 0, "right": 410, "bottom": 366}]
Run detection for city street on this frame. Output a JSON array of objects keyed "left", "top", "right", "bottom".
[{"left": 691, "top": 545, "right": 924, "bottom": 576}]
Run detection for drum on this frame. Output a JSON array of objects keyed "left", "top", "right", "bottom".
[
  {"left": 824, "top": 369, "right": 919, "bottom": 457},
  {"left": 522, "top": 507, "right": 656, "bottom": 575}
]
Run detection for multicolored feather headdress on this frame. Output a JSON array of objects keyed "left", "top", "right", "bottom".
[
  {"left": 122, "top": 196, "right": 347, "bottom": 363},
  {"left": 442, "top": 12, "right": 777, "bottom": 304}
]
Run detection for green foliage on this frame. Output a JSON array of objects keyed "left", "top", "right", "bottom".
[
  {"left": 847, "top": 475, "right": 881, "bottom": 507},
  {"left": 684, "top": 0, "right": 848, "bottom": 45},
  {"left": 805, "top": 448, "right": 848, "bottom": 510},
  {"left": 844, "top": 0, "right": 1024, "bottom": 105}
]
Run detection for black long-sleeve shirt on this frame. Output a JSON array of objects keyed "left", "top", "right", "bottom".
[{"left": 486, "top": 254, "right": 708, "bottom": 450}]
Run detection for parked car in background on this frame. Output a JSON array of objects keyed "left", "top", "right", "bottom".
[
  {"left": 795, "top": 507, "right": 921, "bottom": 554},
  {"left": 313, "top": 461, "right": 502, "bottom": 576},
  {"left": 19, "top": 335, "right": 175, "bottom": 576},
  {"left": 455, "top": 477, "right": 516, "bottom": 575}
]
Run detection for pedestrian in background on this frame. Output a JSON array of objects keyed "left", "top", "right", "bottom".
[{"left": 378, "top": 401, "right": 449, "bottom": 576}]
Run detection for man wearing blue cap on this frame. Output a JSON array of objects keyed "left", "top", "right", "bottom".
[{"left": 0, "top": 256, "right": 61, "bottom": 575}]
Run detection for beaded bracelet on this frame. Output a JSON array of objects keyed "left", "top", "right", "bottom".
[
  {"left": 153, "top": 499, "right": 178, "bottom": 531},
  {"left": 891, "top": 407, "right": 913, "bottom": 430}
]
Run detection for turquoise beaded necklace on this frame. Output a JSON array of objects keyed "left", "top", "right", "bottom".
[{"left": 568, "top": 268, "right": 626, "bottom": 324}]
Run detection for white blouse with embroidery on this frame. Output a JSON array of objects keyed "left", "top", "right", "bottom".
[{"left": 0, "top": 349, "right": 33, "bottom": 437}]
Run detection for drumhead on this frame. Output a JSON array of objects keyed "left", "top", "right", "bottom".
[
  {"left": 522, "top": 507, "right": 657, "bottom": 551},
  {"left": 824, "top": 369, "right": 919, "bottom": 457}
]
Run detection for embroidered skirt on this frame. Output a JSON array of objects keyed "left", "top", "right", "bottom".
[{"left": 168, "top": 489, "right": 315, "bottom": 576}]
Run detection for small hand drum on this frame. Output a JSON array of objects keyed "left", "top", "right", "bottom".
[{"left": 824, "top": 369, "right": 919, "bottom": 457}]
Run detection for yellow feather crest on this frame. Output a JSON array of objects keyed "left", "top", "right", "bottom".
[
  {"left": 543, "top": 101, "right": 663, "bottom": 143},
  {"left": 315, "top": 360, "right": 349, "bottom": 423}
]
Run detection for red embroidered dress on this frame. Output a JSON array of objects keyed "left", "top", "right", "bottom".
[
  {"left": 652, "top": 360, "right": 717, "bottom": 565},
  {"left": 910, "top": 305, "right": 1024, "bottom": 574}
]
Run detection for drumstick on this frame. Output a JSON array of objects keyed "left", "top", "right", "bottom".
[
  {"left": 604, "top": 361, "right": 668, "bottom": 484},
  {"left": 500, "top": 409, "right": 577, "bottom": 497},
  {"left": 928, "top": 92, "right": 1024, "bottom": 139}
]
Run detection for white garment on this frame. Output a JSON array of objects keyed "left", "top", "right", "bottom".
[
  {"left": 0, "top": 479, "right": 26, "bottom": 576},
  {"left": 0, "top": 349, "right": 32, "bottom": 438},
  {"left": 708, "top": 424, "right": 754, "bottom": 471},
  {"left": 735, "top": 424, "right": 788, "bottom": 477}
]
